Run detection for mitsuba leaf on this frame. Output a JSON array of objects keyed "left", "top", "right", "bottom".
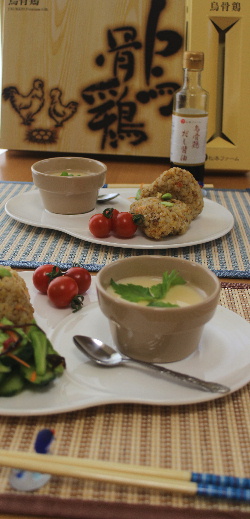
[
  {"left": 163, "top": 270, "right": 186, "bottom": 295},
  {"left": 150, "top": 270, "right": 185, "bottom": 299},
  {"left": 110, "top": 279, "right": 153, "bottom": 302},
  {"left": 110, "top": 270, "right": 186, "bottom": 305}
]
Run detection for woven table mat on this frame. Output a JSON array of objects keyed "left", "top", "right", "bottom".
[
  {"left": 0, "top": 181, "right": 249, "bottom": 278},
  {"left": 0, "top": 284, "right": 250, "bottom": 519}
]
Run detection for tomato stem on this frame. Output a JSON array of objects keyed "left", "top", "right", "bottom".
[
  {"left": 102, "top": 207, "right": 114, "bottom": 219},
  {"left": 70, "top": 295, "right": 84, "bottom": 313}
]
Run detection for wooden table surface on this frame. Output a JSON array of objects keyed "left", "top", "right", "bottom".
[
  {"left": 0, "top": 151, "right": 250, "bottom": 519},
  {"left": 1, "top": 150, "right": 250, "bottom": 189}
]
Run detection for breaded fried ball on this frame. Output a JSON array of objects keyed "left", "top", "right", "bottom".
[
  {"left": 0, "top": 266, "right": 34, "bottom": 325},
  {"left": 130, "top": 197, "right": 192, "bottom": 240},
  {"left": 139, "top": 167, "right": 203, "bottom": 219}
]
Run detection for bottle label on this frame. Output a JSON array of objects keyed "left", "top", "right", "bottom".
[{"left": 170, "top": 113, "right": 208, "bottom": 165}]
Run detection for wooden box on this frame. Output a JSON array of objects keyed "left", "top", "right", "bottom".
[
  {"left": 2, "top": 0, "right": 248, "bottom": 171},
  {"left": 0, "top": 0, "right": 185, "bottom": 158},
  {"left": 186, "top": 0, "right": 250, "bottom": 171}
]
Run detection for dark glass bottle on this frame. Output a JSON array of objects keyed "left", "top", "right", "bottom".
[{"left": 170, "top": 51, "right": 209, "bottom": 186}]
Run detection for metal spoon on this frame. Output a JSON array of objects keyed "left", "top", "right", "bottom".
[
  {"left": 97, "top": 193, "right": 119, "bottom": 203},
  {"left": 73, "top": 335, "right": 230, "bottom": 394}
]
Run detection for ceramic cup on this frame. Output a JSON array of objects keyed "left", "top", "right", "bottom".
[
  {"left": 31, "top": 156, "right": 107, "bottom": 214},
  {"left": 96, "top": 256, "right": 220, "bottom": 363}
]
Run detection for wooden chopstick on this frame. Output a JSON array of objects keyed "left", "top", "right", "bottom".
[
  {"left": 0, "top": 449, "right": 249, "bottom": 501},
  {"left": 0, "top": 450, "right": 196, "bottom": 495}
]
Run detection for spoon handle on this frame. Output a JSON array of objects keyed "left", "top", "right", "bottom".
[{"left": 127, "top": 359, "right": 230, "bottom": 394}]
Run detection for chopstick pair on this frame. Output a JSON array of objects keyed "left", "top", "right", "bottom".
[{"left": 0, "top": 449, "right": 249, "bottom": 501}]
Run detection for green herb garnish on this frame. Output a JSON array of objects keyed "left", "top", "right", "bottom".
[
  {"left": 0, "top": 267, "right": 12, "bottom": 278},
  {"left": 110, "top": 279, "right": 153, "bottom": 303},
  {"left": 147, "top": 301, "right": 179, "bottom": 308},
  {"left": 60, "top": 171, "right": 74, "bottom": 177},
  {"left": 110, "top": 270, "right": 186, "bottom": 307}
]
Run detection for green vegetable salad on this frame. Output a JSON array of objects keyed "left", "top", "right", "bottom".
[{"left": 0, "top": 318, "right": 66, "bottom": 397}]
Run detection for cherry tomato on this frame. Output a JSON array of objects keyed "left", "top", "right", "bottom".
[
  {"left": 47, "top": 276, "right": 79, "bottom": 308},
  {"left": 33, "top": 264, "right": 61, "bottom": 294},
  {"left": 110, "top": 208, "right": 119, "bottom": 230},
  {"left": 102, "top": 207, "right": 120, "bottom": 230},
  {"left": 89, "top": 214, "right": 112, "bottom": 238},
  {"left": 113, "top": 212, "right": 138, "bottom": 238},
  {"left": 65, "top": 267, "right": 91, "bottom": 294}
]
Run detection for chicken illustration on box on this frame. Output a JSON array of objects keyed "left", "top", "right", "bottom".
[
  {"left": 2, "top": 79, "right": 44, "bottom": 126},
  {"left": 2, "top": 79, "right": 79, "bottom": 144},
  {"left": 48, "top": 88, "right": 79, "bottom": 127}
]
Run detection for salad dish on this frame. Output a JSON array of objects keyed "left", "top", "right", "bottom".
[{"left": 0, "top": 267, "right": 65, "bottom": 397}]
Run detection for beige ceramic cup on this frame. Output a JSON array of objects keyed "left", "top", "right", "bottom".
[
  {"left": 96, "top": 256, "right": 220, "bottom": 363},
  {"left": 31, "top": 156, "right": 107, "bottom": 214}
]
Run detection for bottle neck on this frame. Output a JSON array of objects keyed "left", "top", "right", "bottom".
[{"left": 183, "top": 68, "right": 202, "bottom": 89}]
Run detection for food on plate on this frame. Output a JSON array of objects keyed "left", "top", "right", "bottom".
[
  {"left": 0, "top": 319, "right": 66, "bottom": 396},
  {"left": 137, "top": 167, "right": 204, "bottom": 219},
  {"left": 88, "top": 168, "right": 203, "bottom": 241},
  {"left": 0, "top": 266, "right": 34, "bottom": 325},
  {"left": 33, "top": 264, "right": 61, "bottom": 294},
  {"left": 130, "top": 197, "right": 192, "bottom": 240},
  {"left": 130, "top": 167, "right": 204, "bottom": 239},
  {"left": 0, "top": 267, "right": 66, "bottom": 396},
  {"left": 107, "top": 270, "right": 205, "bottom": 307},
  {"left": 47, "top": 276, "right": 83, "bottom": 311},
  {"left": 33, "top": 264, "right": 91, "bottom": 311},
  {"left": 89, "top": 212, "right": 112, "bottom": 238},
  {"left": 88, "top": 209, "right": 143, "bottom": 239},
  {"left": 65, "top": 267, "right": 91, "bottom": 294},
  {"left": 112, "top": 211, "right": 141, "bottom": 238}
]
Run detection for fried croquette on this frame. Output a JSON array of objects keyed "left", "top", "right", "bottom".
[
  {"left": 139, "top": 167, "right": 203, "bottom": 219},
  {"left": 130, "top": 197, "right": 192, "bottom": 240}
]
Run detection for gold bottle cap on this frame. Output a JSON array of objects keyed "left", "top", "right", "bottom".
[{"left": 183, "top": 51, "right": 204, "bottom": 70}]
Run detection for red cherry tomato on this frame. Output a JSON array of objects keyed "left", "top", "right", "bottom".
[
  {"left": 65, "top": 267, "right": 91, "bottom": 294},
  {"left": 113, "top": 212, "right": 138, "bottom": 238},
  {"left": 33, "top": 264, "right": 61, "bottom": 294},
  {"left": 89, "top": 214, "right": 112, "bottom": 238},
  {"left": 102, "top": 207, "right": 120, "bottom": 230},
  {"left": 110, "top": 208, "right": 119, "bottom": 230},
  {"left": 47, "top": 276, "right": 79, "bottom": 308}
]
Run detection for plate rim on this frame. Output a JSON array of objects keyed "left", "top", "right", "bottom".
[
  {"left": 5, "top": 188, "right": 234, "bottom": 250},
  {"left": 0, "top": 273, "right": 249, "bottom": 416}
]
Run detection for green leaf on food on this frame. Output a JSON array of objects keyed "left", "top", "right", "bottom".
[
  {"left": 149, "top": 270, "right": 185, "bottom": 299},
  {"left": 164, "top": 269, "right": 186, "bottom": 290},
  {"left": 60, "top": 171, "right": 75, "bottom": 176},
  {"left": 110, "top": 279, "right": 153, "bottom": 302},
  {"left": 110, "top": 270, "right": 186, "bottom": 306},
  {"left": 147, "top": 301, "right": 179, "bottom": 308}
]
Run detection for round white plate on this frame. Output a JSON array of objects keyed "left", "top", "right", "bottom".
[
  {"left": 5, "top": 188, "right": 234, "bottom": 249},
  {"left": 0, "top": 272, "right": 249, "bottom": 416}
]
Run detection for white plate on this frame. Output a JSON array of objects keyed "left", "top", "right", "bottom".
[
  {"left": 5, "top": 188, "right": 234, "bottom": 249},
  {"left": 0, "top": 272, "right": 250, "bottom": 416}
]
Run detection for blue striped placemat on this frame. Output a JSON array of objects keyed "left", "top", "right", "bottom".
[{"left": 0, "top": 181, "right": 249, "bottom": 278}]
